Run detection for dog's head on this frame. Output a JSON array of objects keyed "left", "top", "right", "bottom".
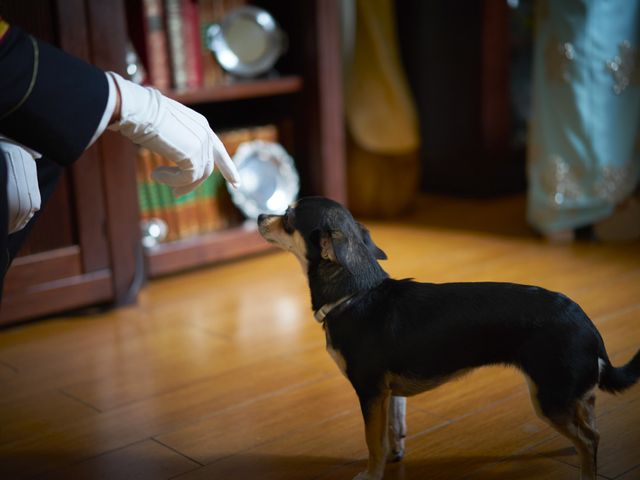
[{"left": 258, "top": 197, "right": 387, "bottom": 303}]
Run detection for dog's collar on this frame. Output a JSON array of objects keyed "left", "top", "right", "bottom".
[{"left": 313, "top": 294, "right": 357, "bottom": 323}]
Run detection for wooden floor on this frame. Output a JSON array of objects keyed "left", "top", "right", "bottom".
[{"left": 1, "top": 194, "right": 640, "bottom": 480}]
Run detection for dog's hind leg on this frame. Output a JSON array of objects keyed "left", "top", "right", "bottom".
[
  {"left": 571, "top": 390, "right": 599, "bottom": 480},
  {"left": 387, "top": 395, "right": 406, "bottom": 462},
  {"left": 580, "top": 390, "right": 599, "bottom": 473},
  {"left": 354, "top": 389, "right": 391, "bottom": 480},
  {"left": 531, "top": 385, "right": 599, "bottom": 480}
]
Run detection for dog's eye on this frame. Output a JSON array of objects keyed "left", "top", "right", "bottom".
[{"left": 283, "top": 209, "right": 294, "bottom": 234}]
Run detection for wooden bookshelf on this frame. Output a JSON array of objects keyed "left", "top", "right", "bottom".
[
  {"left": 145, "top": 224, "right": 272, "bottom": 278},
  {"left": 167, "top": 75, "right": 303, "bottom": 104},
  {"left": 139, "top": 0, "right": 346, "bottom": 279},
  {"left": 1, "top": 0, "right": 345, "bottom": 324}
]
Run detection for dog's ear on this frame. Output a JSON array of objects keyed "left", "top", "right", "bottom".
[
  {"left": 319, "top": 225, "right": 386, "bottom": 269},
  {"left": 358, "top": 223, "right": 387, "bottom": 260},
  {"left": 319, "top": 230, "right": 345, "bottom": 264}
]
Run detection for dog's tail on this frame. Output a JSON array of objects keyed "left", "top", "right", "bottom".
[{"left": 598, "top": 348, "right": 640, "bottom": 394}]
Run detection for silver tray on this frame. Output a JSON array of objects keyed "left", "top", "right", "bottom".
[
  {"left": 205, "top": 6, "right": 287, "bottom": 78},
  {"left": 228, "top": 140, "right": 299, "bottom": 219}
]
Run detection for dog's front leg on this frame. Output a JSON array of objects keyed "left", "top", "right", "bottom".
[
  {"left": 354, "top": 389, "right": 391, "bottom": 480},
  {"left": 387, "top": 395, "right": 406, "bottom": 462}
]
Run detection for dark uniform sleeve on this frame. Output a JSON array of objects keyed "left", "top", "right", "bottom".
[
  {"left": 0, "top": 26, "right": 109, "bottom": 166},
  {"left": 1, "top": 24, "right": 110, "bottom": 302}
]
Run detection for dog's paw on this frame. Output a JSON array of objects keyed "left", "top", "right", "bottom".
[
  {"left": 388, "top": 434, "right": 405, "bottom": 463},
  {"left": 387, "top": 448, "right": 404, "bottom": 463}
]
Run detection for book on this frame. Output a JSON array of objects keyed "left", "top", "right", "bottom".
[
  {"left": 174, "top": 188, "right": 201, "bottom": 239},
  {"left": 149, "top": 152, "right": 181, "bottom": 241},
  {"left": 128, "top": 0, "right": 172, "bottom": 89},
  {"left": 195, "top": 171, "right": 225, "bottom": 233},
  {"left": 165, "top": 0, "right": 188, "bottom": 90},
  {"left": 165, "top": 0, "right": 205, "bottom": 90},
  {"left": 137, "top": 149, "right": 168, "bottom": 239},
  {"left": 194, "top": 176, "right": 213, "bottom": 233},
  {"left": 136, "top": 148, "right": 154, "bottom": 225},
  {"left": 182, "top": 0, "right": 204, "bottom": 88}
]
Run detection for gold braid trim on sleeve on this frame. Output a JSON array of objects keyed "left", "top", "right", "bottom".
[{"left": 0, "top": 35, "right": 39, "bottom": 121}]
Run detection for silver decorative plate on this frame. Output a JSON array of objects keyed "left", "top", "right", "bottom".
[
  {"left": 205, "top": 6, "right": 287, "bottom": 78},
  {"left": 228, "top": 141, "right": 299, "bottom": 219}
]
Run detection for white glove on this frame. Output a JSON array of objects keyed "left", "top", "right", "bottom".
[
  {"left": 107, "top": 72, "right": 240, "bottom": 196},
  {"left": 0, "top": 137, "right": 41, "bottom": 234}
]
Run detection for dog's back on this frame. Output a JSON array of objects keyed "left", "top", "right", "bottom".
[{"left": 326, "top": 279, "right": 601, "bottom": 391}]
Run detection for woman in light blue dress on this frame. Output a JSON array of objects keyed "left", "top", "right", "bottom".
[{"left": 527, "top": 0, "right": 640, "bottom": 241}]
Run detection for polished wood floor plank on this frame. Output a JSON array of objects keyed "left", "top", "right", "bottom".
[
  {"left": 61, "top": 322, "right": 317, "bottom": 412},
  {"left": 172, "top": 410, "right": 366, "bottom": 480},
  {"left": 157, "top": 374, "right": 445, "bottom": 469},
  {"left": 172, "top": 407, "right": 443, "bottom": 480},
  {"left": 38, "top": 439, "right": 200, "bottom": 480},
  {"left": 58, "top": 326, "right": 230, "bottom": 411},
  {"left": 0, "top": 390, "right": 98, "bottom": 447},
  {"left": 0, "top": 354, "right": 328, "bottom": 478},
  {"left": 464, "top": 455, "right": 582, "bottom": 480},
  {"left": 596, "top": 305, "right": 640, "bottom": 360},
  {"left": 1, "top": 194, "right": 639, "bottom": 480},
  {"left": 156, "top": 375, "right": 360, "bottom": 465},
  {"left": 618, "top": 465, "right": 640, "bottom": 479},
  {"left": 1, "top": 323, "right": 228, "bottom": 408},
  {"left": 0, "top": 361, "right": 16, "bottom": 381}
]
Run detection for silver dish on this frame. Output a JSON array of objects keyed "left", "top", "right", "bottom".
[
  {"left": 205, "top": 6, "right": 287, "bottom": 78},
  {"left": 140, "top": 218, "right": 168, "bottom": 248},
  {"left": 228, "top": 141, "right": 299, "bottom": 219}
]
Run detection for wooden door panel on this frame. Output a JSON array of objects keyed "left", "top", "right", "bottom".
[
  {"left": 2, "top": 269, "right": 113, "bottom": 322},
  {"left": 0, "top": 0, "right": 116, "bottom": 325},
  {"left": 15, "top": 174, "right": 75, "bottom": 257}
]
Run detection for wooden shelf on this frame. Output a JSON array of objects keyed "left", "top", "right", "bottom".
[
  {"left": 144, "top": 223, "right": 273, "bottom": 277},
  {"left": 166, "top": 75, "right": 304, "bottom": 104},
  {"left": 2, "top": 0, "right": 344, "bottom": 323}
]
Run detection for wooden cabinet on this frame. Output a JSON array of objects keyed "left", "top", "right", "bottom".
[
  {"left": 1, "top": 0, "right": 345, "bottom": 325},
  {"left": 1, "top": 0, "right": 141, "bottom": 325}
]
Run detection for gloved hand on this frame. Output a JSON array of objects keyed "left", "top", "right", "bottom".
[
  {"left": 0, "top": 137, "right": 41, "bottom": 234},
  {"left": 107, "top": 72, "right": 240, "bottom": 196}
]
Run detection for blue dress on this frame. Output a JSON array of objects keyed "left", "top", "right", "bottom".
[{"left": 527, "top": 0, "right": 640, "bottom": 234}]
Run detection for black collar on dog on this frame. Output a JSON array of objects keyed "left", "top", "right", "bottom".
[
  {"left": 313, "top": 290, "right": 371, "bottom": 323},
  {"left": 313, "top": 294, "right": 355, "bottom": 323}
]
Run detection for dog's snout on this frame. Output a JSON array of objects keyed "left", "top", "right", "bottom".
[{"left": 257, "top": 214, "right": 275, "bottom": 237}]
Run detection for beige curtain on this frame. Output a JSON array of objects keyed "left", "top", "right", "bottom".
[{"left": 344, "top": 0, "right": 421, "bottom": 216}]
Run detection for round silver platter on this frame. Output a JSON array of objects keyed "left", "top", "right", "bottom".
[
  {"left": 228, "top": 140, "right": 299, "bottom": 219},
  {"left": 205, "top": 6, "right": 287, "bottom": 78}
]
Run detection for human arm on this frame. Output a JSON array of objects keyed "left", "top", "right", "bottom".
[{"left": 0, "top": 23, "right": 240, "bottom": 194}]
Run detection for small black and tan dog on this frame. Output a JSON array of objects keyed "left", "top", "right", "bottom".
[{"left": 257, "top": 196, "right": 640, "bottom": 480}]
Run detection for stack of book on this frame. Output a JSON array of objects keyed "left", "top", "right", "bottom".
[
  {"left": 128, "top": 0, "right": 247, "bottom": 91},
  {"left": 136, "top": 124, "right": 279, "bottom": 243}
]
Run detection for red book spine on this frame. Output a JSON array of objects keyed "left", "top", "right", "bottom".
[
  {"left": 182, "top": 0, "right": 204, "bottom": 88},
  {"left": 141, "top": 0, "right": 172, "bottom": 90}
]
